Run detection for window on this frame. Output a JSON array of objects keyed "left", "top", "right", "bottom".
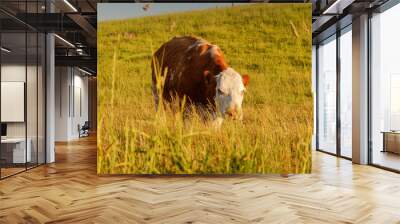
[
  {"left": 370, "top": 3, "right": 400, "bottom": 171},
  {"left": 390, "top": 74, "right": 400, "bottom": 130},
  {"left": 339, "top": 27, "right": 352, "bottom": 158},
  {"left": 317, "top": 35, "right": 337, "bottom": 154}
]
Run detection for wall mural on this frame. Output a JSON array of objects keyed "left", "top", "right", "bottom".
[{"left": 97, "top": 3, "right": 313, "bottom": 174}]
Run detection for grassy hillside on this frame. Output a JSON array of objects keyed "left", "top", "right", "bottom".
[{"left": 97, "top": 3, "right": 313, "bottom": 174}]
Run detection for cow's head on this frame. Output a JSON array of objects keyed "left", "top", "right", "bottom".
[{"left": 213, "top": 68, "right": 249, "bottom": 120}]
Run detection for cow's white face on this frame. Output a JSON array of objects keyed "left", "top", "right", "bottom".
[{"left": 215, "top": 68, "right": 249, "bottom": 120}]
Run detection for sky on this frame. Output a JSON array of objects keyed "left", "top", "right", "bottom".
[{"left": 97, "top": 3, "right": 250, "bottom": 22}]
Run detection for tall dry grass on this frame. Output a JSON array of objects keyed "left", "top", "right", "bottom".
[{"left": 97, "top": 3, "right": 313, "bottom": 174}]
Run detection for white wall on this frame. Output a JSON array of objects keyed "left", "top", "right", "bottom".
[
  {"left": 1, "top": 65, "right": 25, "bottom": 132},
  {"left": 72, "top": 72, "right": 89, "bottom": 138},
  {"left": 1, "top": 63, "right": 46, "bottom": 164},
  {"left": 1, "top": 65, "right": 37, "bottom": 138},
  {"left": 1, "top": 65, "right": 26, "bottom": 140},
  {"left": 55, "top": 67, "right": 70, "bottom": 141},
  {"left": 1, "top": 64, "right": 25, "bottom": 81},
  {"left": 55, "top": 67, "right": 89, "bottom": 141}
]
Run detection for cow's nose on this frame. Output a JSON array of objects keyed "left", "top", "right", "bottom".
[
  {"left": 226, "top": 111, "right": 234, "bottom": 116},
  {"left": 225, "top": 107, "right": 237, "bottom": 117}
]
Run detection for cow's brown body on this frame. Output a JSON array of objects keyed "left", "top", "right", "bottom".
[{"left": 151, "top": 36, "right": 228, "bottom": 111}]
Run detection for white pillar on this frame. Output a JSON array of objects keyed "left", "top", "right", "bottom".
[
  {"left": 46, "top": 1, "right": 55, "bottom": 163},
  {"left": 352, "top": 14, "right": 369, "bottom": 164}
]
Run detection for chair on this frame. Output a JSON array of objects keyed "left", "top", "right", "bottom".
[{"left": 79, "top": 121, "right": 90, "bottom": 138}]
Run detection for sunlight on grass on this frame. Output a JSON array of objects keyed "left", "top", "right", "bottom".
[{"left": 97, "top": 3, "right": 313, "bottom": 174}]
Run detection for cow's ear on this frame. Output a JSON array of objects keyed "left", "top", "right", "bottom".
[
  {"left": 242, "top": 74, "right": 249, "bottom": 86},
  {"left": 199, "top": 44, "right": 210, "bottom": 55}
]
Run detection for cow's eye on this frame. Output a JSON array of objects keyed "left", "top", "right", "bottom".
[{"left": 218, "top": 89, "right": 226, "bottom": 95}]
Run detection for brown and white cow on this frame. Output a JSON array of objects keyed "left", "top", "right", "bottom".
[{"left": 151, "top": 36, "right": 249, "bottom": 123}]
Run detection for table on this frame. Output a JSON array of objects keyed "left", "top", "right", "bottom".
[
  {"left": 1, "top": 138, "right": 32, "bottom": 163},
  {"left": 381, "top": 131, "right": 400, "bottom": 154}
]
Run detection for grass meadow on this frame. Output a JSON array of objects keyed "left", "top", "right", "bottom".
[{"left": 97, "top": 3, "right": 313, "bottom": 174}]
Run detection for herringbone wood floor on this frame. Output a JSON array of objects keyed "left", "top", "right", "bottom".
[{"left": 1, "top": 135, "right": 400, "bottom": 224}]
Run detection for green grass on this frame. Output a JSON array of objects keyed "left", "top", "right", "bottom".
[{"left": 97, "top": 3, "right": 313, "bottom": 174}]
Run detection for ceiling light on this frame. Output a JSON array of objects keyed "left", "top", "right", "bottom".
[
  {"left": 54, "top": 34, "right": 75, "bottom": 48},
  {"left": 322, "top": 0, "right": 355, "bottom": 15},
  {"left": 63, "top": 0, "right": 78, "bottom": 12},
  {"left": 78, "top": 67, "right": 93, "bottom": 76},
  {"left": 76, "top": 48, "right": 85, "bottom": 55},
  {"left": 1, "top": 47, "right": 11, "bottom": 53},
  {"left": 322, "top": 0, "right": 341, "bottom": 14}
]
